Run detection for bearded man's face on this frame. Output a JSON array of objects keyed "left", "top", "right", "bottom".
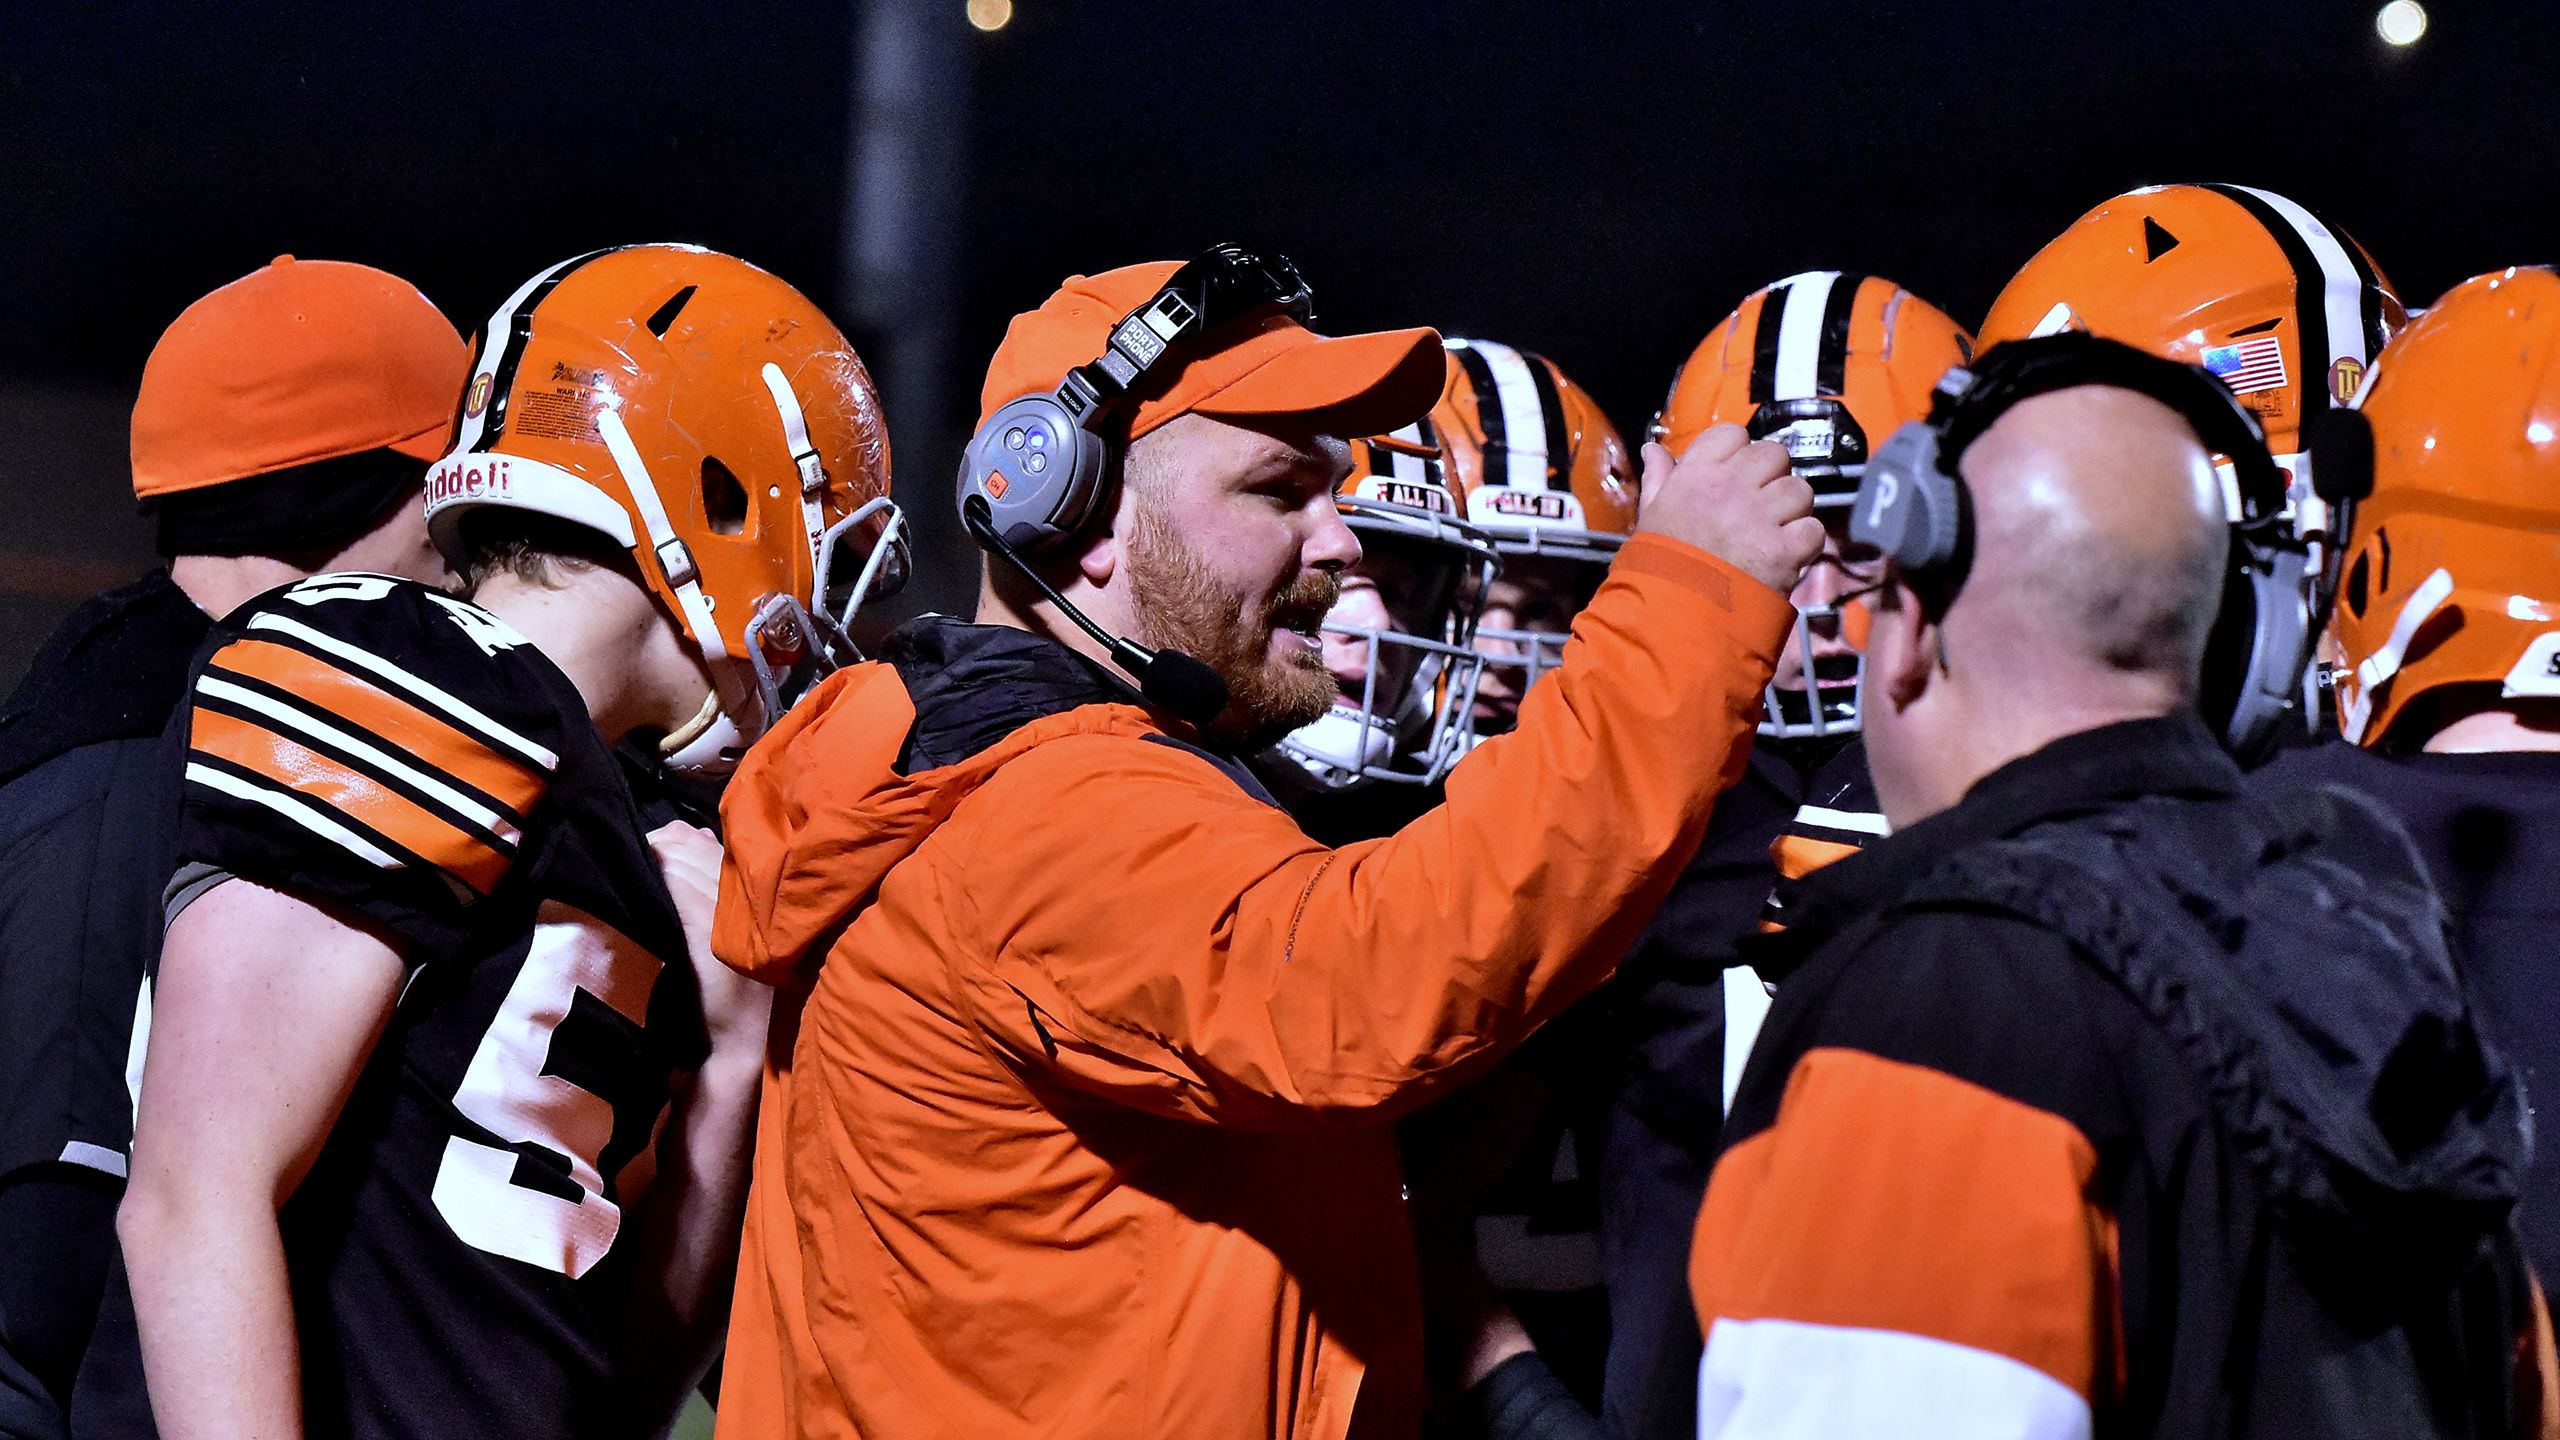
[{"left": 1118, "top": 414, "right": 1358, "bottom": 750}]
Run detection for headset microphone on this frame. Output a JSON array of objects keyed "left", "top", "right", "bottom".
[{"left": 963, "top": 497, "right": 1231, "bottom": 726}]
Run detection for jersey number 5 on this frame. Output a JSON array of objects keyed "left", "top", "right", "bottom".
[{"left": 431, "top": 902, "right": 667, "bottom": 1278}]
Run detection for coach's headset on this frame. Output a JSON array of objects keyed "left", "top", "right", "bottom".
[
  {"left": 1848, "top": 332, "right": 2312, "bottom": 760},
  {"left": 956, "top": 244, "right": 1318, "bottom": 727}
]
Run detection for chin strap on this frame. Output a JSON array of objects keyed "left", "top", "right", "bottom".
[
  {"left": 599, "top": 406, "right": 766, "bottom": 774},
  {"left": 760, "top": 362, "right": 831, "bottom": 569},
  {"left": 659, "top": 688, "right": 747, "bottom": 778}
]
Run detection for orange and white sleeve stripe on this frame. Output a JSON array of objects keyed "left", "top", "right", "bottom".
[
  {"left": 184, "top": 615, "right": 556, "bottom": 898},
  {"left": 1690, "top": 1046, "right": 2122, "bottom": 1440}
]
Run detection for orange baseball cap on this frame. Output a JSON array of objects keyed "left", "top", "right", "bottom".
[
  {"left": 131, "top": 255, "right": 467, "bottom": 500},
  {"left": 978, "top": 260, "right": 1445, "bottom": 442}
]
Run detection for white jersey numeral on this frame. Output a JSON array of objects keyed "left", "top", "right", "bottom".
[
  {"left": 285, "top": 573, "right": 403, "bottom": 607},
  {"left": 424, "top": 591, "right": 532, "bottom": 656},
  {"left": 431, "top": 902, "right": 666, "bottom": 1278}
]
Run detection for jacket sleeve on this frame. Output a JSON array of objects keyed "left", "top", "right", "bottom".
[
  {"left": 944, "top": 533, "right": 1792, "bottom": 1128},
  {"left": 1688, "top": 914, "right": 2122, "bottom": 1440}
]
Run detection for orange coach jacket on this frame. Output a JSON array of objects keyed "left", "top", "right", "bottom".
[{"left": 711, "top": 533, "right": 1792, "bottom": 1440}]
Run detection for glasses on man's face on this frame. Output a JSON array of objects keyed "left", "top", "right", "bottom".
[{"left": 1830, "top": 576, "right": 1890, "bottom": 614}]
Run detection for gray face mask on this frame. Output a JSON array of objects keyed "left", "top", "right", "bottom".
[
  {"left": 1268, "top": 504, "right": 1500, "bottom": 791},
  {"left": 1761, "top": 601, "right": 1865, "bottom": 741}
]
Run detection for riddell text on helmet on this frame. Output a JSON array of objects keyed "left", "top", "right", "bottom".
[{"left": 426, "top": 457, "right": 516, "bottom": 507}]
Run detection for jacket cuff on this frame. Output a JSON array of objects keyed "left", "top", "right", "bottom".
[
  {"left": 1610, "top": 533, "right": 1796, "bottom": 648},
  {"left": 1460, "top": 1351, "right": 1610, "bottom": 1440}
]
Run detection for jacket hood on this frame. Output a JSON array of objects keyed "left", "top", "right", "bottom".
[
  {"left": 715, "top": 616, "right": 1146, "bottom": 983},
  {"left": 2200, "top": 782, "right": 2531, "bottom": 1271},
  {"left": 1934, "top": 778, "right": 2529, "bottom": 1278}
]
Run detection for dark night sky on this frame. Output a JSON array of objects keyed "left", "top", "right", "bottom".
[{"left": 2, "top": 0, "right": 2551, "bottom": 662}]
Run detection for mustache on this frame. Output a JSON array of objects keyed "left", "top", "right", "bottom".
[{"left": 1262, "top": 571, "right": 1342, "bottom": 627}]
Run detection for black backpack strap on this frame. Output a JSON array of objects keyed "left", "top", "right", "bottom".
[{"left": 1895, "top": 838, "right": 2320, "bottom": 1215}]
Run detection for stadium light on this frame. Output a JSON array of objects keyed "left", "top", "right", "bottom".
[{"left": 2377, "top": 0, "right": 2427, "bottom": 47}]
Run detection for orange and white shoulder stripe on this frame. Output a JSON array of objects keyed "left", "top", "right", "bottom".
[
  {"left": 1758, "top": 802, "right": 1888, "bottom": 933},
  {"left": 184, "top": 612, "right": 557, "bottom": 898},
  {"left": 1692, "top": 1047, "right": 2121, "bottom": 1439}
]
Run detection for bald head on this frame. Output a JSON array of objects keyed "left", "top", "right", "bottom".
[
  {"left": 1860, "top": 381, "right": 2235, "bottom": 829},
  {"left": 1952, "top": 385, "right": 2228, "bottom": 700}
]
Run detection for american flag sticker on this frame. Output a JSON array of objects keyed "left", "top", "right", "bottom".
[{"left": 2202, "top": 334, "right": 2289, "bottom": 395}]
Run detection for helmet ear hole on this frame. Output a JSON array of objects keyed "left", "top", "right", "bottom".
[
  {"left": 701, "top": 458, "right": 749, "bottom": 536},
  {"left": 2343, "top": 549, "right": 2371, "bottom": 618}
]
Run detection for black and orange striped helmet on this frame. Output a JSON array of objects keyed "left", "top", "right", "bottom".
[
  {"left": 1653, "top": 273, "right": 1971, "bottom": 739},
  {"left": 2331, "top": 267, "right": 2560, "bottom": 749},
  {"left": 1271, "top": 417, "right": 1500, "bottom": 790},
  {"left": 425, "top": 244, "right": 905, "bottom": 777},
  {"left": 1434, "top": 339, "right": 1639, "bottom": 566},
  {"left": 1980, "top": 184, "right": 2405, "bottom": 566},
  {"left": 1432, "top": 340, "right": 1636, "bottom": 699},
  {"left": 1652, "top": 271, "right": 1973, "bottom": 509}
]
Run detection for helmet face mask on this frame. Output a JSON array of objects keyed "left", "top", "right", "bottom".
[
  {"left": 1652, "top": 272, "right": 1974, "bottom": 739},
  {"left": 427, "top": 244, "right": 903, "bottom": 779},
  {"left": 1271, "top": 440, "right": 1501, "bottom": 789},
  {"left": 1761, "top": 612, "right": 1860, "bottom": 737},
  {"left": 743, "top": 492, "right": 909, "bottom": 727},
  {"left": 1468, "top": 548, "right": 1608, "bottom": 733}
]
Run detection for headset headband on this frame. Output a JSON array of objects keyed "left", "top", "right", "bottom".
[{"left": 1051, "top": 244, "right": 1315, "bottom": 432}]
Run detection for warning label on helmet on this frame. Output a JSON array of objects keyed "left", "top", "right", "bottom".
[{"left": 515, "top": 384, "right": 602, "bottom": 441}]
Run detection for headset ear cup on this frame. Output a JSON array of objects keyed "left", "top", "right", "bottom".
[
  {"left": 959, "top": 396, "right": 1112, "bottom": 552},
  {"left": 1854, "top": 422, "right": 1963, "bottom": 573},
  {"left": 2204, "top": 536, "right": 2313, "bottom": 759}
]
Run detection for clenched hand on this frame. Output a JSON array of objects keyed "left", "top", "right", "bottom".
[{"left": 1635, "top": 425, "right": 1823, "bottom": 595}]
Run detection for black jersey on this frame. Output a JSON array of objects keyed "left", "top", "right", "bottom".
[
  {"left": 1584, "top": 733, "right": 1883, "bottom": 1440},
  {"left": 87, "top": 572, "right": 707, "bottom": 1439},
  {"left": 2253, "top": 738, "right": 2560, "bottom": 1282},
  {"left": 1611, "top": 734, "right": 1883, "bottom": 1143}
]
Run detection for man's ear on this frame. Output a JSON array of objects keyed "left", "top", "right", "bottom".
[
  {"left": 1074, "top": 521, "right": 1118, "bottom": 589},
  {"left": 1072, "top": 468, "right": 1135, "bottom": 589},
  {"left": 1869, "top": 578, "right": 1936, "bottom": 712}
]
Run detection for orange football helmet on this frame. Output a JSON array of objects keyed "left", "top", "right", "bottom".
[
  {"left": 425, "top": 244, "right": 905, "bottom": 777},
  {"left": 1434, "top": 339, "right": 1637, "bottom": 699},
  {"left": 1653, "top": 270, "right": 1973, "bottom": 508},
  {"left": 1437, "top": 339, "right": 1639, "bottom": 562},
  {"left": 2330, "top": 266, "right": 2560, "bottom": 750},
  {"left": 1980, "top": 184, "right": 2405, "bottom": 570},
  {"left": 1652, "top": 272, "right": 1972, "bottom": 738},
  {"left": 1271, "top": 416, "right": 1500, "bottom": 789}
]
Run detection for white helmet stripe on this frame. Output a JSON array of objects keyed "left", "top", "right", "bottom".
[
  {"left": 2232, "top": 184, "right": 2374, "bottom": 369},
  {"left": 1387, "top": 422, "right": 1429, "bottom": 487},
  {"left": 1473, "top": 340, "right": 1554, "bottom": 491},
  {"left": 1772, "top": 270, "right": 1842, "bottom": 401},
  {"left": 450, "top": 250, "right": 603, "bottom": 456}
]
